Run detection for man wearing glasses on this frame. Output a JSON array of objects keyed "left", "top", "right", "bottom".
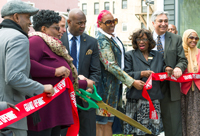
[
  {"left": 152, "top": 11, "right": 188, "bottom": 136},
  {"left": 60, "top": 9, "right": 101, "bottom": 136}
]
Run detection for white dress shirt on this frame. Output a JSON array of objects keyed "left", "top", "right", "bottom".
[{"left": 152, "top": 31, "right": 166, "bottom": 51}]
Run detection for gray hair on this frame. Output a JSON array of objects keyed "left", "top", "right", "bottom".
[
  {"left": 151, "top": 11, "right": 169, "bottom": 22},
  {"left": 59, "top": 13, "right": 68, "bottom": 20}
]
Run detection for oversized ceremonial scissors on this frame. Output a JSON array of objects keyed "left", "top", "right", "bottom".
[{"left": 75, "top": 85, "right": 152, "bottom": 134}]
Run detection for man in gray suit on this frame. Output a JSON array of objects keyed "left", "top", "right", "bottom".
[
  {"left": 60, "top": 9, "right": 101, "bottom": 136},
  {"left": 0, "top": 1, "right": 54, "bottom": 136},
  {"left": 151, "top": 11, "right": 188, "bottom": 136}
]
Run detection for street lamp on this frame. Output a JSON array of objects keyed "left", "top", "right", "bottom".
[{"left": 145, "top": 0, "right": 154, "bottom": 30}]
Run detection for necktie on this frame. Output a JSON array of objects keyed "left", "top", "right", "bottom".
[
  {"left": 71, "top": 36, "right": 77, "bottom": 68},
  {"left": 157, "top": 36, "right": 164, "bottom": 55}
]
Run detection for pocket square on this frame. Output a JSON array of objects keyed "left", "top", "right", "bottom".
[{"left": 86, "top": 49, "right": 93, "bottom": 55}]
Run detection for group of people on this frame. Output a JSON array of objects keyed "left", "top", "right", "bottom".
[{"left": 0, "top": 1, "right": 199, "bottom": 136}]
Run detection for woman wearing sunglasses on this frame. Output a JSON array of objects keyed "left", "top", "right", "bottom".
[
  {"left": 96, "top": 10, "right": 145, "bottom": 136},
  {"left": 26, "top": 10, "right": 94, "bottom": 136},
  {"left": 181, "top": 29, "right": 200, "bottom": 136}
]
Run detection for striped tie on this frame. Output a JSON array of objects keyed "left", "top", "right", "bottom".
[{"left": 157, "top": 36, "right": 164, "bottom": 55}]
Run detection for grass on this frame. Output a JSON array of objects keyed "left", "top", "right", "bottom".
[{"left": 113, "top": 134, "right": 133, "bottom": 136}]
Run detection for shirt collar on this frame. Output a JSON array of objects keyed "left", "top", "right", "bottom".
[
  {"left": 98, "top": 28, "right": 117, "bottom": 39},
  {"left": 153, "top": 31, "right": 165, "bottom": 40},
  {"left": 67, "top": 28, "right": 80, "bottom": 42}
]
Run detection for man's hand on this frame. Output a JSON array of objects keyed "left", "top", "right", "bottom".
[
  {"left": 173, "top": 67, "right": 182, "bottom": 79},
  {"left": 55, "top": 66, "right": 70, "bottom": 78},
  {"left": 165, "top": 66, "right": 173, "bottom": 77},
  {"left": 86, "top": 79, "right": 95, "bottom": 89},
  {"left": 141, "top": 70, "right": 154, "bottom": 78},
  {"left": 132, "top": 80, "right": 145, "bottom": 90},
  {"left": 44, "top": 84, "right": 55, "bottom": 97},
  {"left": 78, "top": 75, "right": 87, "bottom": 80}
]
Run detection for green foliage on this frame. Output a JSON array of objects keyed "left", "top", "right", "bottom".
[{"left": 179, "top": 0, "right": 200, "bottom": 48}]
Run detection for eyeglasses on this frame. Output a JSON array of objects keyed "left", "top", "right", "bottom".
[
  {"left": 49, "top": 26, "right": 60, "bottom": 31},
  {"left": 136, "top": 38, "right": 149, "bottom": 42},
  {"left": 188, "top": 36, "right": 199, "bottom": 41},
  {"left": 101, "top": 18, "right": 118, "bottom": 27}
]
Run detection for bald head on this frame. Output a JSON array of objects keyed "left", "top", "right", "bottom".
[
  {"left": 68, "top": 8, "right": 85, "bottom": 20},
  {"left": 67, "top": 8, "right": 86, "bottom": 36},
  {"left": 168, "top": 24, "right": 178, "bottom": 34}
]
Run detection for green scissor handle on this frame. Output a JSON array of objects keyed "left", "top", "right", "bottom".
[{"left": 75, "top": 85, "right": 102, "bottom": 110}]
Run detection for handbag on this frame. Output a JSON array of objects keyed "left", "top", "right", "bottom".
[{"left": 0, "top": 129, "right": 15, "bottom": 136}]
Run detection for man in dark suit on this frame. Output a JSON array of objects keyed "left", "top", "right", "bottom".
[
  {"left": 60, "top": 9, "right": 101, "bottom": 136},
  {"left": 151, "top": 11, "right": 188, "bottom": 136}
]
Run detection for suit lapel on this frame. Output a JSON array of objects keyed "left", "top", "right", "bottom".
[
  {"left": 164, "top": 32, "right": 172, "bottom": 59},
  {"left": 135, "top": 49, "right": 149, "bottom": 65},
  {"left": 63, "top": 31, "right": 70, "bottom": 51},
  {"left": 78, "top": 34, "right": 87, "bottom": 73},
  {"left": 110, "top": 37, "right": 121, "bottom": 52}
]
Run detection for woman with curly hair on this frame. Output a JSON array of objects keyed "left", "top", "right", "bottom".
[
  {"left": 27, "top": 10, "right": 94, "bottom": 136},
  {"left": 123, "top": 29, "right": 164, "bottom": 136}
]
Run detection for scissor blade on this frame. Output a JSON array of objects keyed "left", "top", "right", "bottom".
[{"left": 96, "top": 101, "right": 152, "bottom": 134}]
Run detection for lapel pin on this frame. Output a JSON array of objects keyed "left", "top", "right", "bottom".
[{"left": 84, "top": 39, "right": 86, "bottom": 41}]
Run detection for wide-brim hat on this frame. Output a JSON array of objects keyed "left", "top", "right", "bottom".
[{"left": 1, "top": 0, "right": 39, "bottom": 18}]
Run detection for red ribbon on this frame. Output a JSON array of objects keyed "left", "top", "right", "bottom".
[
  {"left": 0, "top": 78, "right": 79, "bottom": 136},
  {"left": 142, "top": 72, "right": 200, "bottom": 119}
]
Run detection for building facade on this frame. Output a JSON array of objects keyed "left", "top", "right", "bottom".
[
  {"left": 78, "top": 0, "right": 158, "bottom": 50},
  {"left": 0, "top": 0, "right": 78, "bottom": 22}
]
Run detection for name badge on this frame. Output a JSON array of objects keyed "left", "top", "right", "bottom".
[{"left": 148, "top": 57, "right": 153, "bottom": 60}]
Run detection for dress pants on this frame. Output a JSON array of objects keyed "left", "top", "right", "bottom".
[{"left": 160, "top": 82, "right": 182, "bottom": 136}]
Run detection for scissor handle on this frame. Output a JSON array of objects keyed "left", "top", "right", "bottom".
[{"left": 75, "top": 85, "right": 102, "bottom": 110}]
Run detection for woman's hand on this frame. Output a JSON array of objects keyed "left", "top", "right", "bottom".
[
  {"left": 78, "top": 75, "right": 87, "bottom": 80},
  {"left": 55, "top": 66, "right": 70, "bottom": 78},
  {"left": 132, "top": 80, "right": 145, "bottom": 90},
  {"left": 141, "top": 70, "right": 154, "bottom": 78}
]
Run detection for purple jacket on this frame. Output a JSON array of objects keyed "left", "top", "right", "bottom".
[{"left": 27, "top": 36, "right": 87, "bottom": 131}]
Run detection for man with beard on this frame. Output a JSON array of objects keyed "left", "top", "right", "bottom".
[
  {"left": 0, "top": 1, "right": 54, "bottom": 136},
  {"left": 60, "top": 9, "right": 101, "bottom": 136},
  {"left": 151, "top": 11, "right": 188, "bottom": 136}
]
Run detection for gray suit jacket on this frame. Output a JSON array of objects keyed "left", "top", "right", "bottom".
[
  {"left": 162, "top": 31, "right": 188, "bottom": 101},
  {"left": 61, "top": 32, "right": 101, "bottom": 105},
  {"left": 0, "top": 28, "right": 44, "bottom": 130}
]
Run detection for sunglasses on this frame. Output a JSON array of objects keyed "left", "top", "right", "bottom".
[
  {"left": 101, "top": 18, "right": 118, "bottom": 26},
  {"left": 188, "top": 36, "right": 199, "bottom": 41},
  {"left": 49, "top": 26, "right": 60, "bottom": 31}
]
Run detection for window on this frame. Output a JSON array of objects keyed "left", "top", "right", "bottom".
[
  {"left": 122, "top": 0, "right": 127, "bottom": 9},
  {"left": 104, "top": 2, "right": 109, "bottom": 10},
  {"left": 142, "top": 0, "right": 147, "bottom": 13},
  {"left": 141, "top": 23, "right": 146, "bottom": 29},
  {"left": 94, "top": 25, "right": 98, "bottom": 36},
  {"left": 94, "top": 3, "right": 99, "bottom": 15},
  {"left": 122, "top": 23, "right": 127, "bottom": 31},
  {"left": 113, "top": 1, "right": 115, "bottom": 14},
  {"left": 82, "top": 3, "right": 87, "bottom": 15}
]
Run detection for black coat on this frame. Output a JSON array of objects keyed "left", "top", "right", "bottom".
[{"left": 125, "top": 49, "right": 164, "bottom": 100}]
